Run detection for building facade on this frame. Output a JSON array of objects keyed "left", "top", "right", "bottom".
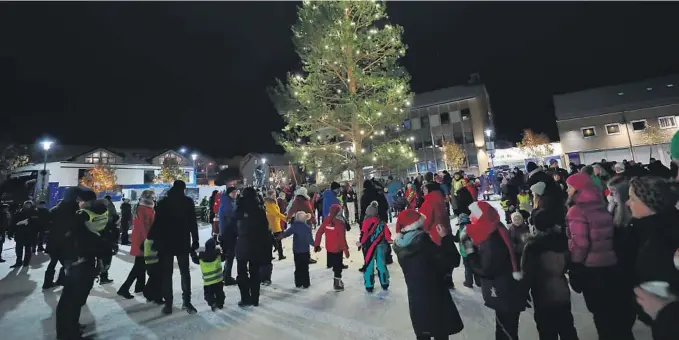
[
  {"left": 555, "top": 75, "right": 679, "bottom": 165},
  {"left": 403, "top": 83, "right": 494, "bottom": 176}
]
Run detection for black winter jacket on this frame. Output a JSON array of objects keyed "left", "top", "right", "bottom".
[
  {"left": 10, "top": 208, "right": 39, "bottom": 244},
  {"left": 521, "top": 230, "right": 571, "bottom": 306},
  {"left": 148, "top": 188, "right": 199, "bottom": 255},
  {"left": 394, "top": 232, "right": 463, "bottom": 337},
  {"left": 234, "top": 203, "right": 272, "bottom": 264},
  {"left": 73, "top": 200, "right": 117, "bottom": 259}
]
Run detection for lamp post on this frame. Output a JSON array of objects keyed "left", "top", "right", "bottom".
[
  {"left": 40, "top": 140, "right": 53, "bottom": 202},
  {"left": 179, "top": 147, "right": 187, "bottom": 154},
  {"left": 484, "top": 129, "right": 494, "bottom": 169},
  {"left": 191, "top": 153, "right": 197, "bottom": 184}
]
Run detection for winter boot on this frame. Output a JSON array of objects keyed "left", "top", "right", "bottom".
[
  {"left": 9, "top": 262, "right": 22, "bottom": 268},
  {"left": 365, "top": 287, "right": 374, "bottom": 293},
  {"left": 0, "top": 258, "right": 5, "bottom": 263},
  {"left": 117, "top": 289, "right": 134, "bottom": 300},
  {"left": 161, "top": 303, "right": 173, "bottom": 315},
  {"left": 99, "top": 273, "right": 113, "bottom": 285},
  {"left": 182, "top": 301, "right": 197, "bottom": 314},
  {"left": 333, "top": 278, "right": 344, "bottom": 292},
  {"left": 42, "top": 281, "right": 56, "bottom": 290}
]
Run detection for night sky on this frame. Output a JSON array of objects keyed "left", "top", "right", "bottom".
[{"left": 2, "top": 2, "right": 679, "bottom": 158}]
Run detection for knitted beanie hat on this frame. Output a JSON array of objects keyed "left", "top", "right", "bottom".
[
  {"left": 566, "top": 172, "right": 592, "bottom": 191},
  {"left": 530, "top": 181, "right": 546, "bottom": 196},
  {"left": 365, "top": 201, "right": 379, "bottom": 218},
  {"left": 630, "top": 176, "right": 679, "bottom": 214}
]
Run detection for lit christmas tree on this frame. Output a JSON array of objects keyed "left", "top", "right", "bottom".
[
  {"left": 155, "top": 157, "right": 187, "bottom": 184},
  {"left": 270, "top": 0, "right": 415, "bottom": 194},
  {"left": 80, "top": 163, "right": 118, "bottom": 193}
]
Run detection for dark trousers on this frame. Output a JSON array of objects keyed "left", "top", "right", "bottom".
[
  {"left": 463, "top": 257, "right": 480, "bottom": 286},
  {"left": 533, "top": 303, "right": 579, "bottom": 340},
  {"left": 15, "top": 243, "right": 32, "bottom": 265},
  {"left": 222, "top": 236, "right": 236, "bottom": 280},
  {"left": 495, "top": 310, "right": 520, "bottom": 340},
  {"left": 99, "top": 253, "right": 112, "bottom": 279},
  {"left": 223, "top": 254, "right": 235, "bottom": 280},
  {"left": 45, "top": 251, "right": 66, "bottom": 284},
  {"left": 0, "top": 234, "right": 4, "bottom": 259},
  {"left": 37, "top": 230, "right": 46, "bottom": 250},
  {"left": 273, "top": 232, "right": 284, "bottom": 259},
  {"left": 581, "top": 266, "right": 636, "bottom": 340},
  {"left": 259, "top": 262, "right": 273, "bottom": 282},
  {"left": 327, "top": 252, "right": 344, "bottom": 278},
  {"left": 120, "top": 223, "right": 130, "bottom": 244},
  {"left": 294, "top": 252, "right": 310, "bottom": 287},
  {"left": 160, "top": 253, "right": 192, "bottom": 304},
  {"left": 143, "top": 263, "right": 162, "bottom": 302},
  {"left": 120, "top": 256, "right": 146, "bottom": 293},
  {"left": 56, "top": 259, "right": 95, "bottom": 340},
  {"left": 237, "top": 259, "right": 261, "bottom": 304},
  {"left": 203, "top": 282, "right": 225, "bottom": 307}
]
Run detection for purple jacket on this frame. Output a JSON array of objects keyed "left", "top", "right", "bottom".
[{"left": 566, "top": 184, "right": 617, "bottom": 267}]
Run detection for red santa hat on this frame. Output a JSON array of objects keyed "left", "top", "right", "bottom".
[
  {"left": 395, "top": 209, "right": 425, "bottom": 235},
  {"left": 467, "top": 201, "right": 523, "bottom": 281}
]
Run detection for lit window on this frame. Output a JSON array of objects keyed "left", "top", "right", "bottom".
[
  {"left": 631, "top": 120, "right": 647, "bottom": 132},
  {"left": 85, "top": 150, "right": 115, "bottom": 164},
  {"left": 605, "top": 124, "right": 621, "bottom": 135},
  {"left": 581, "top": 127, "right": 596, "bottom": 138},
  {"left": 658, "top": 116, "right": 677, "bottom": 129}
]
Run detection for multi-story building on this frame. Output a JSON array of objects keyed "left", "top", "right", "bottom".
[
  {"left": 555, "top": 75, "right": 679, "bottom": 165},
  {"left": 403, "top": 83, "right": 494, "bottom": 176}
]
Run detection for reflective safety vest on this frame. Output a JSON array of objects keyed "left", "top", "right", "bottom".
[
  {"left": 199, "top": 258, "right": 223, "bottom": 286},
  {"left": 79, "top": 209, "right": 109, "bottom": 236},
  {"left": 144, "top": 239, "right": 159, "bottom": 265},
  {"left": 517, "top": 194, "right": 531, "bottom": 212}
]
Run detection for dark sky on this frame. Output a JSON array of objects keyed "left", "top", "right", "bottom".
[{"left": 2, "top": 2, "right": 679, "bottom": 158}]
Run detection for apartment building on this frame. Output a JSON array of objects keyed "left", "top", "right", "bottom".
[
  {"left": 403, "top": 83, "right": 494, "bottom": 176},
  {"left": 555, "top": 75, "right": 679, "bottom": 165}
]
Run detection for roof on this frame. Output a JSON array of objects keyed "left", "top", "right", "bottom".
[
  {"left": 25, "top": 145, "right": 189, "bottom": 165},
  {"left": 411, "top": 84, "right": 487, "bottom": 109},
  {"left": 553, "top": 74, "right": 679, "bottom": 121}
]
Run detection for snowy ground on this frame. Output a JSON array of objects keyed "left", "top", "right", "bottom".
[{"left": 0, "top": 202, "right": 653, "bottom": 339}]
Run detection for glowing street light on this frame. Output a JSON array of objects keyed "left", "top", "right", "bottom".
[
  {"left": 485, "top": 129, "right": 492, "bottom": 137},
  {"left": 262, "top": 158, "right": 267, "bottom": 164},
  {"left": 179, "top": 147, "right": 187, "bottom": 154},
  {"left": 39, "top": 140, "right": 54, "bottom": 202}
]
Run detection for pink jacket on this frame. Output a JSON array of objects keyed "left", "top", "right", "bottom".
[
  {"left": 130, "top": 203, "right": 155, "bottom": 257},
  {"left": 566, "top": 185, "right": 617, "bottom": 267}
]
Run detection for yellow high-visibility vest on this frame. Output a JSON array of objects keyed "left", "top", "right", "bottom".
[
  {"left": 79, "top": 209, "right": 109, "bottom": 235},
  {"left": 517, "top": 194, "right": 531, "bottom": 212},
  {"left": 143, "top": 239, "right": 159, "bottom": 265},
  {"left": 199, "top": 258, "right": 223, "bottom": 286}
]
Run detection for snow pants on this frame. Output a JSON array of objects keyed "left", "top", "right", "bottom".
[
  {"left": 293, "top": 252, "right": 311, "bottom": 287},
  {"left": 533, "top": 303, "right": 579, "bottom": 340},
  {"left": 363, "top": 243, "right": 390, "bottom": 290},
  {"left": 203, "top": 282, "right": 225, "bottom": 307},
  {"left": 143, "top": 262, "right": 162, "bottom": 303}
]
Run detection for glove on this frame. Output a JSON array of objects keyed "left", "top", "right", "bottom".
[
  {"left": 190, "top": 251, "right": 199, "bottom": 265},
  {"left": 191, "top": 241, "right": 200, "bottom": 251},
  {"left": 314, "top": 246, "right": 322, "bottom": 253}
]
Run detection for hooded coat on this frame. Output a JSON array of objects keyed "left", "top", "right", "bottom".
[
  {"left": 147, "top": 186, "right": 199, "bottom": 255},
  {"left": 393, "top": 217, "right": 464, "bottom": 337},
  {"left": 234, "top": 195, "right": 272, "bottom": 264},
  {"left": 287, "top": 195, "right": 316, "bottom": 226},
  {"left": 521, "top": 230, "right": 571, "bottom": 306},
  {"left": 46, "top": 187, "right": 83, "bottom": 256},
  {"left": 130, "top": 199, "right": 154, "bottom": 257},
  {"left": 322, "top": 189, "right": 340, "bottom": 218},
  {"left": 314, "top": 204, "right": 349, "bottom": 255},
  {"left": 359, "top": 180, "right": 389, "bottom": 224},
  {"left": 264, "top": 198, "right": 286, "bottom": 233}
]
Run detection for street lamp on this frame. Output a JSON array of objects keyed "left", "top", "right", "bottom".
[
  {"left": 484, "top": 129, "right": 494, "bottom": 168},
  {"left": 191, "top": 154, "right": 198, "bottom": 184},
  {"left": 40, "top": 140, "right": 53, "bottom": 202},
  {"left": 485, "top": 129, "right": 492, "bottom": 137},
  {"left": 179, "top": 147, "right": 187, "bottom": 154},
  {"left": 262, "top": 158, "right": 267, "bottom": 164}
]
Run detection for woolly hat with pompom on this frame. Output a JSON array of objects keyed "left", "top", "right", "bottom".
[
  {"left": 365, "top": 201, "right": 379, "bottom": 218},
  {"left": 468, "top": 201, "right": 523, "bottom": 281}
]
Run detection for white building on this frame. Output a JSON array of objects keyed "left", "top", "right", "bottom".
[{"left": 491, "top": 142, "right": 564, "bottom": 170}]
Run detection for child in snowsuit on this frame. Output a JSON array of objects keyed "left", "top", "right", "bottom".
[
  {"left": 455, "top": 213, "right": 480, "bottom": 288},
  {"left": 509, "top": 211, "right": 531, "bottom": 267},
  {"left": 517, "top": 188, "right": 532, "bottom": 213},
  {"left": 314, "top": 204, "right": 350, "bottom": 291},
  {"left": 142, "top": 238, "right": 162, "bottom": 304},
  {"left": 281, "top": 211, "right": 315, "bottom": 288},
  {"left": 191, "top": 238, "right": 225, "bottom": 311},
  {"left": 358, "top": 201, "right": 391, "bottom": 292}
]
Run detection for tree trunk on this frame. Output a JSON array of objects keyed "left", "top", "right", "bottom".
[{"left": 355, "top": 165, "right": 364, "bottom": 206}]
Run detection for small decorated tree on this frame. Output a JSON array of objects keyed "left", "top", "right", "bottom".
[
  {"left": 637, "top": 124, "right": 673, "bottom": 162},
  {"left": 0, "top": 144, "right": 29, "bottom": 180},
  {"left": 442, "top": 140, "right": 466, "bottom": 170},
  {"left": 517, "top": 129, "right": 553, "bottom": 165},
  {"left": 80, "top": 163, "right": 117, "bottom": 193},
  {"left": 155, "top": 157, "right": 187, "bottom": 184}
]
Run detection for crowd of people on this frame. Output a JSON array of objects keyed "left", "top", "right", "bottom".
[{"left": 2, "top": 138, "right": 679, "bottom": 340}]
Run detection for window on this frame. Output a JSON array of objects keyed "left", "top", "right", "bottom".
[
  {"left": 440, "top": 112, "right": 450, "bottom": 125},
  {"left": 605, "top": 124, "right": 621, "bottom": 135},
  {"left": 411, "top": 117, "right": 422, "bottom": 130},
  {"left": 143, "top": 170, "right": 155, "bottom": 184},
  {"left": 429, "top": 114, "right": 441, "bottom": 127},
  {"left": 78, "top": 169, "right": 87, "bottom": 180},
  {"left": 421, "top": 116, "right": 430, "bottom": 128},
  {"left": 658, "top": 116, "right": 677, "bottom": 129},
  {"left": 160, "top": 152, "right": 182, "bottom": 164},
  {"left": 461, "top": 108, "right": 471, "bottom": 120},
  {"left": 85, "top": 151, "right": 115, "bottom": 164},
  {"left": 581, "top": 127, "right": 596, "bottom": 138},
  {"left": 631, "top": 120, "right": 647, "bottom": 132}
]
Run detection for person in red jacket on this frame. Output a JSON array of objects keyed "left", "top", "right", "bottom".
[
  {"left": 314, "top": 204, "right": 350, "bottom": 292},
  {"left": 405, "top": 183, "right": 417, "bottom": 210},
  {"left": 212, "top": 191, "right": 221, "bottom": 238},
  {"left": 418, "top": 182, "right": 455, "bottom": 289}
]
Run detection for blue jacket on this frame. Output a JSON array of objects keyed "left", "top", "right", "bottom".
[
  {"left": 282, "top": 221, "right": 314, "bottom": 254},
  {"left": 386, "top": 179, "right": 402, "bottom": 203},
  {"left": 218, "top": 194, "right": 236, "bottom": 235},
  {"left": 322, "top": 189, "right": 340, "bottom": 217}
]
